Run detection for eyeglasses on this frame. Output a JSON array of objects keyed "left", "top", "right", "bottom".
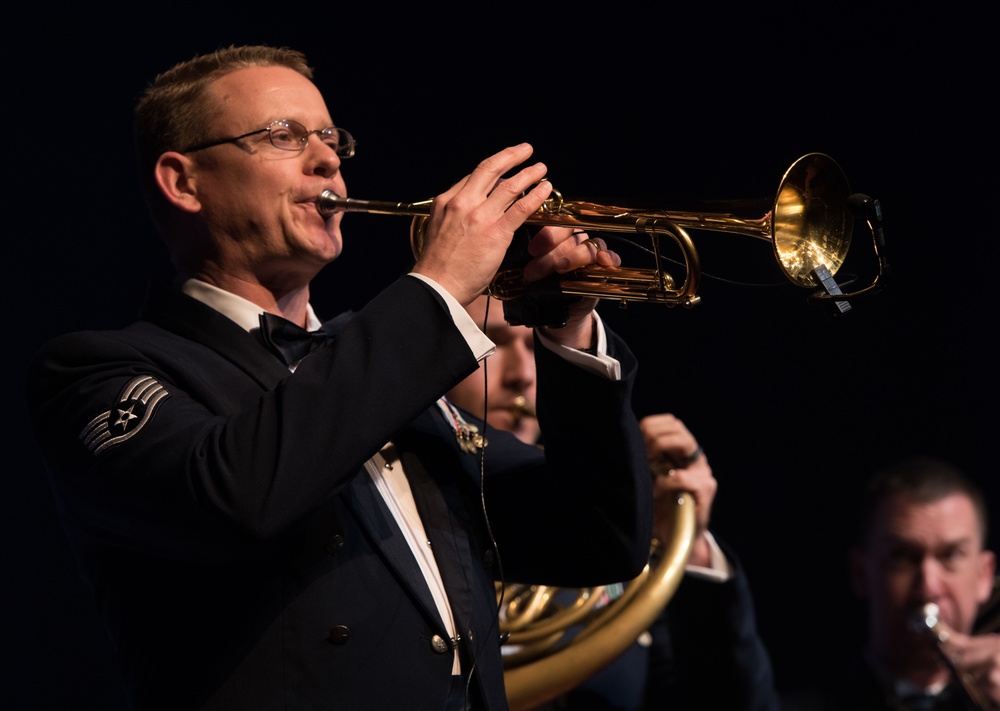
[{"left": 182, "top": 119, "right": 356, "bottom": 158}]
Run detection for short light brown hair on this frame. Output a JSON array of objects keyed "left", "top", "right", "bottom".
[
  {"left": 857, "top": 456, "right": 989, "bottom": 548},
  {"left": 133, "top": 45, "right": 314, "bottom": 236}
]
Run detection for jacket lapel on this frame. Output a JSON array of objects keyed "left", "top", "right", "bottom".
[
  {"left": 395, "top": 406, "right": 483, "bottom": 631},
  {"left": 403, "top": 446, "right": 478, "bottom": 632},
  {"left": 345, "top": 463, "right": 445, "bottom": 626},
  {"left": 344, "top": 405, "right": 481, "bottom": 632}
]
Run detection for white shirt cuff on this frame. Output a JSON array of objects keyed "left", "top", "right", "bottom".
[
  {"left": 684, "top": 530, "right": 733, "bottom": 583},
  {"left": 408, "top": 274, "right": 621, "bottom": 381},
  {"left": 535, "top": 312, "right": 621, "bottom": 380}
]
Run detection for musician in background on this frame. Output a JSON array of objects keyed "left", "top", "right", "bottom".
[
  {"left": 783, "top": 457, "right": 1000, "bottom": 710},
  {"left": 446, "top": 294, "right": 781, "bottom": 710}
]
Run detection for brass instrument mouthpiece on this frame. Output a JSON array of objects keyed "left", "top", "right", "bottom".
[
  {"left": 911, "top": 602, "right": 947, "bottom": 643},
  {"left": 512, "top": 395, "right": 536, "bottom": 419}
]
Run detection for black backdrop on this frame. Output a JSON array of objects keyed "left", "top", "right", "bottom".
[{"left": 6, "top": 6, "right": 996, "bottom": 709}]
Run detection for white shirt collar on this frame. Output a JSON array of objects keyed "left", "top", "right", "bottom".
[{"left": 180, "top": 278, "right": 322, "bottom": 332}]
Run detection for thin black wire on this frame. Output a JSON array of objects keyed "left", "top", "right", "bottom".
[
  {"left": 455, "top": 294, "right": 506, "bottom": 710},
  {"left": 606, "top": 233, "right": 788, "bottom": 289}
]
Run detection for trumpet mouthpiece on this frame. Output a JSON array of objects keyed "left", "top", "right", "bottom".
[
  {"left": 910, "top": 602, "right": 947, "bottom": 642},
  {"left": 316, "top": 190, "right": 347, "bottom": 216}
]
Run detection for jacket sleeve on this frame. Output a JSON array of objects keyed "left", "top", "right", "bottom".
[
  {"left": 645, "top": 540, "right": 781, "bottom": 711},
  {"left": 477, "top": 323, "right": 654, "bottom": 587}
]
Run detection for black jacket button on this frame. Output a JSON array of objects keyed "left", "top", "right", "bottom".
[
  {"left": 327, "top": 625, "right": 350, "bottom": 644},
  {"left": 326, "top": 535, "right": 345, "bottom": 555}
]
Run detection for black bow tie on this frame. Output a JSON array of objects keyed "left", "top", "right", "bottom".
[{"left": 258, "top": 312, "right": 332, "bottom": 367}]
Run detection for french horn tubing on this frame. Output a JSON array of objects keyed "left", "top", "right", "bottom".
[{"left": 500, "top": 497, "right": 696, "bottom": 710}]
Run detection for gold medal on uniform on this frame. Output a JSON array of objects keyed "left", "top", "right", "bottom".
[{"left": 437, "top": 398, "right": 487, "bottom": 454}]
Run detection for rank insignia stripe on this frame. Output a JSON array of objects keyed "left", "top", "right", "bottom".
[{"left": 80, "top": 375, "right": 170, "bottom": 455}]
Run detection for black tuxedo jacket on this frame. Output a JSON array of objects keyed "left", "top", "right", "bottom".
[{"left": 26, "top": 276, "right": 651, "bottom": 711}]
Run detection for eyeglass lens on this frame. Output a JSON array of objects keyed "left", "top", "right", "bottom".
[{"left": 268, "top": 120, "right": 353, "bottom": 157}]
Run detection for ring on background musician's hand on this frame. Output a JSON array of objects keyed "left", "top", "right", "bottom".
[{"left": 680, "top": 444, "right": 703, "bottom": 466}]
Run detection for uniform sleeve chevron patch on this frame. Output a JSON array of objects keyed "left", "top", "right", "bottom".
[{"left": 80, "top": 375, "right": 170, "bottom": 455}]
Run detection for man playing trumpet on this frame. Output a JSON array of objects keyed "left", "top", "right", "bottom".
[
  {"left": 784, "top": 457, "right": 1000, "bottom": 709},
  {"left": 25, "top": 44, "right": 653, "bottom": 711}
]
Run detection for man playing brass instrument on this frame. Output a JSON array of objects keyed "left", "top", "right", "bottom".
[
  {"left": 446, "top": 294, "right": 781, "bottom": 710},
  {"left": 784, "top": 457, "right": 1000, "bottom": 710},
  {"left": 25, "top": 44, "right": 653, "bottom": 711}
]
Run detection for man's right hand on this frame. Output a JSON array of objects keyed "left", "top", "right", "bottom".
[
  {"left": 412, "top": 144, "right": 552, "bottom": 306},
  {"left": 937, "top": 620, "right": 1000, "bottom": 707},
  {"left": 644, "top": 413, "right": 716, "bottom": 568}
]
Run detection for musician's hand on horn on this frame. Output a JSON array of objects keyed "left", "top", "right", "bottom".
[
  {"left": 934, "top": 619, "right": 1000, "bottom": 707},
  {"left": 521, "top": 228, "right": 620, "bottom": 282},
  {"left": 412, "top": 143, "right": 552, "bottom": 307},
  {"left": 523, "top": 228, "right": 622, "bottom": 348},
  {"left": 644, "top": 413, "right": 716, "bottom": 568}
]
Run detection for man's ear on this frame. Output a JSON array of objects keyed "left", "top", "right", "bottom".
[
  {"left": 154, "top": 152, "right": 201, "bottom": 214},
  {"left": 848, "top": 547, "right": 869, "bottom": 598}
]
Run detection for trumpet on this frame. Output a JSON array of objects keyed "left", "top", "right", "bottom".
[{"left": 317, "top": 153, "right": 887, "bottom": 319}]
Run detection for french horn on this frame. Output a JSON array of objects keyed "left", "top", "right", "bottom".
[{"left": 499, "top": 496, "right": 696, "bottom": 710}]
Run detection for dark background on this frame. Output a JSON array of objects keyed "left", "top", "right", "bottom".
[{"left": 6, "top": 6, "right": 995, "bottom": 709}]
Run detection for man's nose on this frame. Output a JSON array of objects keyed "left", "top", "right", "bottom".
[
  {"left": 303, "top": 137, "right": 341, "bottom": 177},
  {"left": 503, "top": 342, "right": 535, "bottom": 388},
  {"left": 917, "top": 557, "right": 947, "bottom": 597}
]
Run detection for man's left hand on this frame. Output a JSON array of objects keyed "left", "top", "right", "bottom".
[{"left": 526, "top": 227, "right": 620, "bottom": 348}]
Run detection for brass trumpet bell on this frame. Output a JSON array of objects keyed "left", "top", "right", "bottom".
[{"left": 769, "top": 152, "right": 853, "bottom": 286}]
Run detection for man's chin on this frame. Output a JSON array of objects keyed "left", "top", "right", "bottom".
[
  {"left": 303, "top": 229, "right": 343, "bottom": 264},
  {"left": 489, "top": 411, "right": 516, "bottom": 431},
  {"left": 510, "top": 421, "right": 541, "bottom": 447}
]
